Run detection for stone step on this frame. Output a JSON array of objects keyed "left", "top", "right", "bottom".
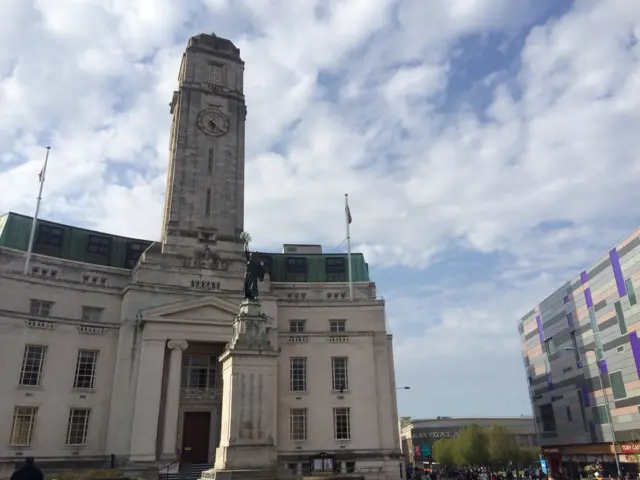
[{"left": 159, "top": 464, "right": 213, "bottom": 480}]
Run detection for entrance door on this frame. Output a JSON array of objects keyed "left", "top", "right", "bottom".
[{"left": 181, "top": 412, "right": 211, "bottom": 464}]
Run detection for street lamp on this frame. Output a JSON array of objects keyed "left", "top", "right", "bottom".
[
  {"left": 397, "top": 386, "right": 411, "bottom": 390},
  {"left": 563, "top": 347, "right": 622, "bottom": 478}
]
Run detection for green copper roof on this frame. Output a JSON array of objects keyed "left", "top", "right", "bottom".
[
  {"left": 0, "top": 212, "right": 152, "bottom": 270},
  {"left": 0, "top": 212, "right": 371, "bottom": 282}
]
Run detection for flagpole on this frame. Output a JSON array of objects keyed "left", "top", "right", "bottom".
[
  {"left": 23, "top": 146, "right": 51, "bottom": 275},
  {"left": 345, "top": 193, "right": 354, "bottom": 301}
]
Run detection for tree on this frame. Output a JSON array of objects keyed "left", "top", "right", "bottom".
[
  {"left": 457, "top": 424, "right": 489, "bottom": 466},
  {"left": 486, "top": 424, "right": 519, "bottom": 466},
  {"left": 516, "top": 446, "right": 539, "bottom": 467},
  {"left": 433, "top": 438, "right": 455, "bottom": 466}
]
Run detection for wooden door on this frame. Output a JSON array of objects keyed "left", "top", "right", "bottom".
[{"left": 181, "top": 411, "right": 211, "bottom": 464}]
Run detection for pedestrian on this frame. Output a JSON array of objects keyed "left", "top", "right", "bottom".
[{"left": 11, "top": 457, "right": 43, "bottom": 480}]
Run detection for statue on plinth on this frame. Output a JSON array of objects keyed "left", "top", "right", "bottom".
[{"left": 242, "top": 233, "right": 265, "bottom": 300}]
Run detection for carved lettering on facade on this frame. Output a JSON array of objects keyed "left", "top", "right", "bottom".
[{"left": 191, "top": 279, "right": 221, "bottom": 290}]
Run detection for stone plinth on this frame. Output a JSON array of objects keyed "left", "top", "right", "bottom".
[{"left": 202, "top": 299, "right": 279, "bottom": 480}]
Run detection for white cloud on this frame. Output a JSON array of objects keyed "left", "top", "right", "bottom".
[{"left": 1, "top": 0, "right": 640, "bottom": 416}]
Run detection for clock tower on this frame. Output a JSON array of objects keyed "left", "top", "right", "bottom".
[{"left": 161, "top": 33, "right": 246, "bottom": 254}]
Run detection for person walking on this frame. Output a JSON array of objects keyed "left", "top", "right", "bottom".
[{"left": 11, "top": 457, "right": 43, "bottom": 480}]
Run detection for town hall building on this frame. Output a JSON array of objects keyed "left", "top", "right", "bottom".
[{"left": 0, "top": 33, "right": 402, "bottom": 480}]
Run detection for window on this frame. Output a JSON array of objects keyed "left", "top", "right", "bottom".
[
  {"left": 9, "top": 407, "right": 38, "bottom": 446},
  {"left": 86, "top": 234, "right": 111, "bottom": 256},
  {"left": 545, "top": 339, "right": 556, "bottom": 356},
  {"left": 74, "top": 350, "right": 98, "bottom": 389},
  {"left": 333, "top": 407, "right": 351, "bottom": 440},
  {"left": 566, "top": 406, "right": 573, "bottom": 422},
  {"left": 329, "top": 320, "right": 346, "bottom": 332},
  {"left": 181, "top": 355, "right": 217, "bottom": 390},
  {"left": 290, "top": 408, "right": 307, "bottom": 441},
  {"left": 627, "top": 278, "right": 637, "bottom": 306},
  {"left": 126, "top": 242, "right": 147, "bottom": 268},
  {"left": 208, "top": 64, "right": 223, "bottom": 85},
  {"left": 593, "top": 405, "right": 609, "bottom": 425},
  {"left": 609, "top": 371, "right": 627, "bottom": 399},
  {"left": 29, "top": 299, "right": 52, "bottom": 317},
  {"left": 289, "top": 320, "right": 306, "bottom": 333},
  {"left": 66, "top": 408, "right": 91, "bottom": 445},
  {"left": 326, "top": 257, "right": 346, "bottom": 282},
  {"left": 577, "top": 389, "right": 588, "bottom": 431},
  {"left": 36, "top": 224, "right": 63, "bottom": 247},
  {"left": 81, "top": 306, "right": 103, "bottom": 322},
  {"left": 285, "top": 257, "right": 307, "bottom": 282},
  {"left": 589, "top": 308, "right": 599, "bottom": 332},
  {"left": 539, "top": 403, "right": 556, "bottom": 432},
  {"left": 19, "top": 345, "right": 47, "bottom": 386},
  {"left": 332, "top": 357, "right": 349, "bottom": 391},
  {"left": 289, "top": 358, "right": 307, "bottom": 392},
  {"left": 613, "top": 301, "right": 627, "bottom": 334},
  {"left": 570, "top": 332, "right": 581, "bottom": 364}
]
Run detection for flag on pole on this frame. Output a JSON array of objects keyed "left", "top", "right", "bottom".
[
  {"left": 38, "top": 168, "right": 45, "bottom": 183},
  {"left": 345, "top": 202, "right": 352, "bottom": 224}
]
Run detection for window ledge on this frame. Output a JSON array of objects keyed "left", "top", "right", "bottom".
[
  {"left": 7, "top": 444, "right": 33, "bottom": 449},
  {"left": 331, "top": 390, "right": 350, "bottom": 394},
  {"left": 63, "top": 444, "right": 88, "bottom": 449},
  {"left": 72, "top": 388, "right": 96, "bottom": 394},
  {"left": 17, "top": 385, "right": 44, "bottom": 391},
  {"left": 290, "top": 439, "right": 308, "bottom": 443},
  {"left": 289, "top": 391, "right": 309, "bottom": 396},
  {"left": 334, "top": 439, "right": 351, "bottom": 444}
]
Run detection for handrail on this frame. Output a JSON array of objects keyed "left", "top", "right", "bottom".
[{"left": 160, "top": 449, "right": 181, "bottom": 478}]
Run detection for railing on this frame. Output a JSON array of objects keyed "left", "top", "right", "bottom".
[{"left": 180, "top": 387, "right": 223, "bottom": 401}]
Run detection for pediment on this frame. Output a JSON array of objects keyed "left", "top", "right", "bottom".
[{"left": 142, "top": 296, "right": 239, "bottom": 324}]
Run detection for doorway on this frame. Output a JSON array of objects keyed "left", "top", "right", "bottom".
[{"left": 181, "top": 411, "right": 211, "bottom": 464}]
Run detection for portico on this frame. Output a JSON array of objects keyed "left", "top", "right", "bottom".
[{"left": 127, "top": 295, "right": 243, "bottom": 464}]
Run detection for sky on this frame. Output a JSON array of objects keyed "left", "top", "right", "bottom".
[{"left": 1, "top": 0, "right": 640, "bottom": 419}]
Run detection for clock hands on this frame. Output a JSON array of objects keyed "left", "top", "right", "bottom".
[{"left": 209, "top": 117, "right": 227, "bottom": 133}]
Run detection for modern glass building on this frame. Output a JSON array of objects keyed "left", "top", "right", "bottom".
[{"left": 518, "top": 228, "right": 640, "bottom": 479}]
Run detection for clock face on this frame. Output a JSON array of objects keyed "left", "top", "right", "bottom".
[{"left": 197, "top": 109, "right": 230, "bottom": 137}]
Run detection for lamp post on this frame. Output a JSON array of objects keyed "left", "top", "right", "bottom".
[{"left": 563, "top": 347, "right": 622, "bottom": 478}]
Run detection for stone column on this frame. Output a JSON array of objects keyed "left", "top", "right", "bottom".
[
  {"left": 130, "top": 338, "right": 167, "bottom": 462},
  {"left": 161, "top": 340, "right": 188, "bottom": 460}
]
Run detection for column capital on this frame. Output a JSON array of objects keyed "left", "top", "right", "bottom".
[{"left": 167, "top": 339, "right": 188, "bottom": 351}]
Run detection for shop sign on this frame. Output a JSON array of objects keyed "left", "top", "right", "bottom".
[
  {"left": 412, "top": 431, "right": 460, "bottom": 440},
  {"left": 620, "top": 443, "right": 640, "bottom": 454},
  {"left": 542, "top": 448, "right": 560, "bottom": 454}
]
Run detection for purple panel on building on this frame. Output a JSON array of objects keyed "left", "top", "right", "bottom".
[
  {"left": 564, "top": 295, "right": 570, "bottom": 304},
  {"left": 582, "top": 387, "right": 590, "bottom": 407},
  {"left": 567, "top": 313, "right": 574, "bottom": 326},
  {"left": 585, "top": 288, "right": 593, "bottom": 309},
  {"left": 629, "top": 332, "right": 640, "bottom": 379},
  {"left": 589, "top": 421, "right": 596, "bottom": 438},
  {"left": 536, "top": 315, "right": 545, "bottom": 344},
  {"left": 581, "top": 271, "right": 588, "bottom": 284},
  {"left": 577, "top": 360, "right": 583, "bottom": 369},
  {"left": 610, "top": 248, "right": 628, "bottom": 297},
  {"left": 546, "top": 372, "right": 553, "bottom": 390},
  {"left": 599, "top": 359, "right": 608, "bottom": 375}
]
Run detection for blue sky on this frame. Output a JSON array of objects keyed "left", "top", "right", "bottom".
[{"left": 1, "top": 0, "right": 640, "bottom": 419}]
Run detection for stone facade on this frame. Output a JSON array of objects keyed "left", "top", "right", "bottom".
[{"left": 0, "top": 32, "right": 402, "bottom": 480}]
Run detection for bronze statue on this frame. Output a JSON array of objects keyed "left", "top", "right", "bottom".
[{"left": 244, "top": 244, "right": 265, "bottom": 300}]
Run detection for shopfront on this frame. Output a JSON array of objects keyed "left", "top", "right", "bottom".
[{"left": 542, "top": 444, "right": 640, "bottom": 479}]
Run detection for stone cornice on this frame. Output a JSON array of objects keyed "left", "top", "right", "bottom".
[
  {"left": 0, "top": 270, "right": 125, "bottom": 295},
  {"left": 0, "top": 246, "right": 132, "bottom": 275},
  {"left": 0, "top": 309, "right": 120, "bottom": 330}
]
